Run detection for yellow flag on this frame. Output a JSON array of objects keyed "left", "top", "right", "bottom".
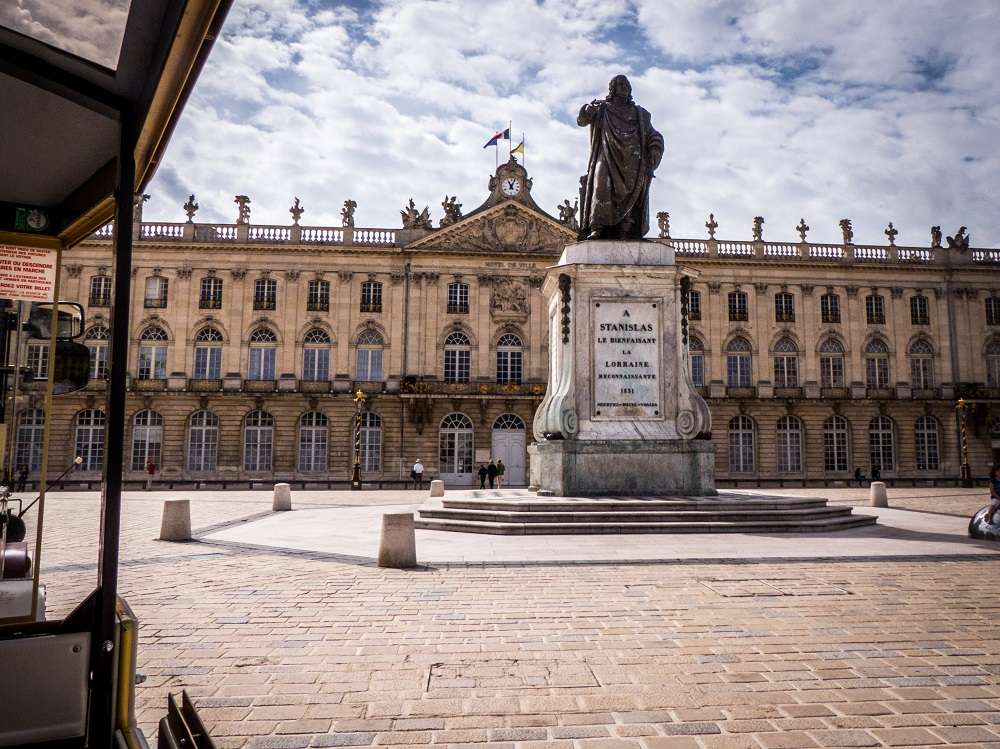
[{"left": 511, "top": 139, "right": 524, "bottom": 155}]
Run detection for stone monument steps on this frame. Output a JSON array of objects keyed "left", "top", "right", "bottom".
[
  {"left": 439, "top": 496, "right": 829, "bottom": 513},
  {"left": 417, "top": 504, "right": 856, "bottom": 525},
  {"left": 413, "top": 513, "right": 876, "bottom": 535}
]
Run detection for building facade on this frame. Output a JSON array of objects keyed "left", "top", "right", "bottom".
[{"left": 17, "top": 158, "right": 1000, "bottom": 487}]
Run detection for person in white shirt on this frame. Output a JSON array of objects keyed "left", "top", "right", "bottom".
[{"left": 411, "top": 459, "right": 424, "bottom": 489}]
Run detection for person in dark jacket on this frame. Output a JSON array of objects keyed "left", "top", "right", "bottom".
[
  {"left": 872, "top": 465, "right": 881, "bottom": 481},
  {"left": 853, "top": 467, "right": 866, "bottom": 487},
  {"left": 478, "top": 464, "right": 488, "bottom": 489},
  {"left": 487, "top": 460, "right": 498, "bottom": 489}
]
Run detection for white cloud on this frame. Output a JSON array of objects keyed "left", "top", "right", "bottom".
[{"left": 146, "top": 0, "right": 1000, "bottom": 247}]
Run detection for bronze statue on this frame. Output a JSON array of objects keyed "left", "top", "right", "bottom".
[{"left": 577, "top": 75, "right": 663, "bottom": 240}]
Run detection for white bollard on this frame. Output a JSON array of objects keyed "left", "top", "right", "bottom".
[
  {"left": 159, "top": 499, "right": 192, "bottom": 541},
  {"left": 273, "top": 482, "right": 292, "bottom": 511},
  {"left": 429, "top": 479, "right": 445, "bottom": 497},
  {"left": 869, "top": 481, "right": 888, "bottom": 507},
  {"left": 378, "top": 512, "right": 417, "bottom": 569}
]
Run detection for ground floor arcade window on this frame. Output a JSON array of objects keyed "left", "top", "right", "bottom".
[
  {"left": 188, "top": 410, "right": 219, "bottom": 472},
  {"left": 130, "top": 409, "right": 163, "bottom": 472},
  {"left": 298, "top": 411, "right": 328, "bottom": 472},
  {"left": 75, "top": 409, "right": 106, "bottom": 472},
  {"left": 439, "top": 412, "right": 473, "bottom": 477},
  {"left": 244, "top": 410, "right": 274, "bottom": 471}
]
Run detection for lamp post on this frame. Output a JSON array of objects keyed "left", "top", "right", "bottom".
[
  {"left": 351, "top": 388, "right": 366, "bottom": 490},
  {"left": 956, "top": 398, "right": 972, "bottom": 488}
]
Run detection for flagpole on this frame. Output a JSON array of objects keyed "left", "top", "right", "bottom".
[
  {"left": 495, "top": 133, "right": 498, "bottom": 170},
  {"left": 522, "top": 131, "right": 525, "bottom": 169},
  {"left": 508, "top": 119, "right": 512, "bottom": 161}
]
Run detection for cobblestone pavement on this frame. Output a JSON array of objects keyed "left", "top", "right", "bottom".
[{"left": 24, "top": 488, "right": 1000, "bottom": 748}]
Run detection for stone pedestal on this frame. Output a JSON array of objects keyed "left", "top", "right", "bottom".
[
  {"left": 273, "top": 483, "right": 291, "bottom": 511},
  {"left": 378, "top": 512, "right": 417, "bottom": 568},
  {"left": 159, "top": 499, "right": 192, "bottom": 541},
  {"left": 530, "top": 240, "right": 714, "bottom": 496},
  {"left": 429, "top": 480, "right": 445, "bottom": 497},
  {"left": 870, "top": 481, "right": 888, "bottom": 507}
]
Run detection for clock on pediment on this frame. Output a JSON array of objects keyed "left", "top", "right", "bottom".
[
  {"left": 488, "top": 155, "right": 533, "bottom": 205},
  {"left": 500, "top": 176, "right": 521, "bottom": 197}
]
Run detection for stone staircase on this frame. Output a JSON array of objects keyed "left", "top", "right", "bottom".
[{"left": 415, "top": 493, "right": 876, "bottom": 535}]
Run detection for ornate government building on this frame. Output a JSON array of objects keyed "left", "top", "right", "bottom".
[{"left": 20, "top": 158, "right": 1000, "bottom": 487}]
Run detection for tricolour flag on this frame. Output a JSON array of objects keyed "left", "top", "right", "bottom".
[{"left": 483, "top": 128, "right": 510, "bottom": 148}]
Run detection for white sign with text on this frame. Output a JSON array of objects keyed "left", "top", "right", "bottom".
[
  {"left": 592, "top": 300, "right": 661, "bottom": 419},
  {"left": 0, "top": 245, "right": 57, "bottom": 302}
]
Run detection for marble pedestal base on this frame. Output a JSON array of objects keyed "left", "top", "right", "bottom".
[{"left": 529, "top": 439, "right": 716, "bottom": 497}]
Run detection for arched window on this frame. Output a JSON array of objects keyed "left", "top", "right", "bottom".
[
  {"left": 253, "top": 277, "right": 277, "bottom": 310},
  {"left": 447, "top": 281, "right": 470, "bottom": 314},
  {"left": 776, "top": 416, "right": 802, "bottom": 472},
  {"left": 298, "top": 412, "right": 328, "bottom": 472},
  {"left": 726, "top": 337, "right": 752, "bottom": 388},
  {"left": 865, "top": 338, "right": 890, "bottom": 388},
  {"left": 187, "top": 411, "right": 219, "bottom": 472},
  {"left": 493, "top": 413, "right": 526, "bottom": 430},
  {"left": 869, "top": 415, "right": 895, "bottom": 473},
  {"left": 361, "top": 412, "right": 382, "bottom": 472},
  {"left": 908, "top": 339, "right": 934, "bottom": 389},
  {"left": 773, "top": 337, "right": 799, "bottom": 388},
  {"left": 86, "top": 325, "right": 110, "bottom": 380},
  {"left": 444, "top": 331, "right": 471, "bottom": 383},
  {"left": 728, "top": 415, "right": 755, "bottom": 473},
  {"left": 496, "top": 333, "right": 522, "bottom": 385},
  {"left": 819, "top": 337, "right": 845, "bottom": 387},
  {"left": 689, "top": 336, "right": 705, "bottom": 387},
  {"left": 248, "top": 327, "right": 277, "bottom": 380},
  {"left": 356, "top": 329, "right": 384, "bottom": 381},
  {"left": 302, "top": 328, "right": 331, "bottom": 381},
  {"left": 89, "top": 275, "right": 112, "bottom": 306},
  {"left": 138, "top": 325, "right": 168, "bottom": 379},
  {"left": 244, "top": 410, "right": 274, "bottom": 471},
  {"left": 915, "top": 415, "right": 940, "bottom": 471},
  {"left": 439, "top": 413, "right": 474, "bottom": 478},
  {"left": 75, "top": 409, "right": 106, "bottom": 472},
  {"left": 15, "top": 409, "right": 45, "bottom": 471},
  {"left": 194, "top": 326, "right": 223, "bottom": 379},
  {"left": 130, "top": 410, "right": 163, "bottom": 472},
  {"left": 823, "top": 415, "right": 850, "bottom": 473},
  {"left": 986, "top": 339, "right": 1000, "bottom": 388}
]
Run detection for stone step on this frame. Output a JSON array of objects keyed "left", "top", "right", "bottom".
[
  {"left": 418, "top": 505, "right": 855, "bottom": 524},
  {"left": 440, "top": 497, "right": 829, "bottom": 513},
  {"left": 413, "top": 513, "right": 877, "bottom": 535}
]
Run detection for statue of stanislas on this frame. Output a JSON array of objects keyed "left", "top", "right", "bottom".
[{"left": 577, "top": 75, "right": 663, "bottom": 241}]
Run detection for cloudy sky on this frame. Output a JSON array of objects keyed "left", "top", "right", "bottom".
[{"left": 141, "top": 0, "right": 999, "bottom": 246}]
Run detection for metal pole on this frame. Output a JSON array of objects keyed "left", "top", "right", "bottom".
[
  {"left": 957, "top": 398, "right": 972, "bottom": 488},
  {"left": 351, "top": 388, "right": 365, "bottom": 490},
  {"left": 91, "top": 110, "right": 136, "bottom": 747}
]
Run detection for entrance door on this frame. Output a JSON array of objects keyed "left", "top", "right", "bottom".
[{"left": 492, "top": 413, "right": 526, "bottom": 486}]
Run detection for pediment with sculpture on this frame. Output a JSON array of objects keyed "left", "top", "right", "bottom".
[{"left": 406, "top": 200, "right": 575, "bottom": 256}]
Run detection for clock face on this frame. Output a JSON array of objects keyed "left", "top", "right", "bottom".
[
  {"left": 501, "top": 177, "right": 521, "bottom": 197},
  {"left": 25, "top": 209, "right": 49, "bottom": 231}
]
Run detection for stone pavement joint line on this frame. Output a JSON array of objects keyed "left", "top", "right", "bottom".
[{"left": 26, "top": 489, "right": 1000, "bottom": 748}]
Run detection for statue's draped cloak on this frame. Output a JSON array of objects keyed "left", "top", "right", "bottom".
[{"left": 578, "top": 100, "right": 663, "bottom": 239}]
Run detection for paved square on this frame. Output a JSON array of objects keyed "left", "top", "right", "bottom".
[{"left": 30, "top": 488, "right": 1000, "bottom": 748}]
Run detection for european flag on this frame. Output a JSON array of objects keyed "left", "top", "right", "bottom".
[{"left": 483, "top": 128, "right": 510, "bottom": 148}]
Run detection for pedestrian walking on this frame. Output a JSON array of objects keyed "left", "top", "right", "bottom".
[
  {"left": 16, "top": 464, "right": 28, "bottom": 493},
  {"left": 145, "top": 460, "right": 157, "bottom": 491},
  {"left": 872, "top": 465, "right": 881, "bottom": 482},
  {"left": 986, "top": 466, "right": 1000, "bottom": 525},
  {"left": 487, "top": 460, "right": 498, "bottom": 489},
  {"left": 853, "top": 466, "right": 866, "bottom": 487},
  {"left": 496, "top": 459, "right": 505, "bottom": 488},
  {"left": 411, "top": 458, "right": 424, "bottom": 489},
  {"left": 478, "top": 463, "right": 488, "bottom": 489}
]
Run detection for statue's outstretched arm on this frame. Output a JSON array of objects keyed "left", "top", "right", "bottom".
[{"left": 577, "top": 100, "right": 601, "bottom": 126}]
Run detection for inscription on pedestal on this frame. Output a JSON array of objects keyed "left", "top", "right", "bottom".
[{"left": 592, "top": 300, "right": 661, "bottom": 419}]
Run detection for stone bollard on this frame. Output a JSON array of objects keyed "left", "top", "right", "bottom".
[
  {"left": 378, "top": 512, "right": 417, "bottom": 569},
  {"left": 869, "top": 481, "right": 888, "bottom": 508},
  {"left": 159, "top": 499, "right": 192, "bottom": 541},
  {"left": 273, "top": 482, "right": 292, "bottom": 511},
  {"left": 429, "top": 479, "right": 444, "bottom": 497}
]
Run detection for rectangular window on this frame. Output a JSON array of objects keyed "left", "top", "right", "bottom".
[
  {"left": 254, "top": 278, "right": 277, "bottom": 310},
  {"left": 303, "top": 348, "right": 330, "bottom": 381},
  {"left": 727, "top": 291, "right": 748, "bottom": 322},
  {"left": 774, "top": 293, "right": 795, "bottom": 323},
  {"left": 690, "top": 354, "right": 704, "bottom": 387},
  {"left": 307, "top": 279, "right": 330, "bottom": 311},
  {"left": 916, "top": 431, "right": 939, "bottom": 471},
  {"left": 444, "top": 350, "right": 471, "bottom": 383},
  {"left": 820, "top": 356, "right": 844, "bottom": 387},
  {"left": 144, "top": 276, "right": 168, "bottom": 308},
  {"left": 361, "top": 281, "right": 383, "bottom": 313},
  {"left": 866, "top": 294, "right": 885, "bottom": 325},
  {"left": 194, "top": 347, "right": 222, "bottom": 379},
  {"left": 496, "top": 350, "right": 523, "bottom": 385},
  {"left": 910, "top": 295, "right": 929, "bottom": 325},
  {"left": 726, "top": 354, "right": 751, "bottom": 387},
  {"left": 88, "top": 344, "right": 109, "bottom": 380},
  {"left": 774, "top": 356, "right": 798, "bottom": 388},
  {"left": 866, "top": 358, "right": 889, "bottom": 388},
  {"left": 820, "top": 293, "right": 840, "bottom": 324},
  {"left": 986, "top": 297, "right": 1000, "bottom": 326},
  {"left": 448, "top": 283, "right": 469, "bottom": 314},
  {"left": 89, "top": 275, "right": 112, "bottom": 307},
  {"left": 298, "top": 427, "right": 327, "bottom": 472},
  {"left": 776, "top": 432, "right": 801, "bottom": 472},
  {"left": 138, "top": 345, "right": 167, "bottom": 379},
  {"left": 248, "top": 347, "right": 276, "bottom": 380},
  {"left": 686, "top": 290, "right": 701, "bottom": 321},
  {"left": 361, "top": 423, "right": 381, "bottom": 472},
  {"left": 199, "top": 277, "right": 223, "bottom": 309},
  {"left": 357, "top": 348, "right": 383, "bottom": 381},
  {"left": 26, "top": 343, "right": 48, "bottom": 379},
  {"left": 728, "top": 434, "right": 754, "bottom": 473}
]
